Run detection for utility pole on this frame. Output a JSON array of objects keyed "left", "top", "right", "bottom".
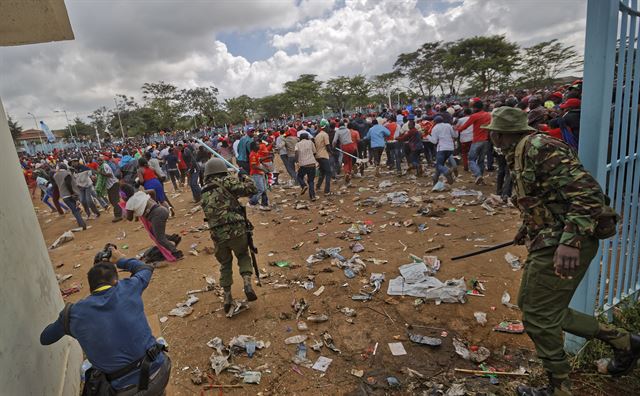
[
  {"left": 27, "top": 112, "right": 43, "bottom": 148},
  {"left": 113, "top": 97, "right": 126, "bottom": 141}
]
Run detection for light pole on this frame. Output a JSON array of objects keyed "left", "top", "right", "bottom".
[
  {"left": 54, "top": 109, "right": 84, "bottom": 161},
  {"left": 27, "top": 112, "right": 43, "bottom": 147},
  {"left": 113, "top": 97, "right": 126, "bottom": 141}
]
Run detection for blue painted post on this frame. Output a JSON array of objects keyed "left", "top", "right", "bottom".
[{"left": 565, "top": 0, "right": 620, "bottom": 353}]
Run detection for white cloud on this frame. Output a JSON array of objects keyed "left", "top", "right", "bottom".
[{"left": 0, "top": 0, "right": 586, "bottom": 128}]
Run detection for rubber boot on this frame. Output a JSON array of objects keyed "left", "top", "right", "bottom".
[
  {"left": 243, "top": 274, "right": 258, "bottom": 301},
  {"left": 445, "top": 170, "right": 454, "bottom": 184},
  {"left": 416, "top": 165, "right": 423, "bottom": 178},
  {"left": 375, "top": 166, "right": 381, "bottom": 177},
  {"left": 596, "top": 324, "right": 640, "bottom": 376},
  {"left": 223, "top": 286, "right": 233, "bottom": 315},
  {"left": 516, "top": 373, "right": 572, "bottom": 396}
]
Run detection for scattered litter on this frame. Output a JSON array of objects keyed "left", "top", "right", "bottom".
[
  {"left": 340, "top": 307, "right": 357, "bottom": 317},
  {"left": 350, "top": 242, "right": 365, "bottom": 253},
  {"left": 169, "top": 306, "right": 193, "bottom": 318},
  {"left": 61, "top": 284, "right": 82, "bottom": 297},
  {"left": 297, "top": 321, "right": 308, "bottom": 331},
  {"left": 312, "top": 356, "right": 333, "bottom": 372},
  {"left": 159, "top": 316, "right": 168, "bottom": 323},
  {"left": 366, "top": 258, "right": 388, "bottom": 265},
  {"left": 451, "top": 188, "right": 482, "bottom": 197},
  {"left": 306, "top": 247, "right": 344, "bottom": 264},
  {"left": 313, "top": 286, "right": 325, "bottom": 296},
  {"left": 350, "top": 369, "right": 364, "bottom": 378},
  {"left": 505, "top": 252, "right": 522, "bottom": 271},
  {"left": 307, "top": 314, "right": 329, "bottom": 323},
  {"left": 387, "top": 270, "right": 466, "bottom": 304},
  {"left": 387, "top": 376, "right": 401, "bottom": 388},
  {"left": 409, "top": 333, "right": 442, "bottom": 347},
  {"left": 210, "top": 355, "right": 230, "bottom": 376},
  {"left": 189, "top": 205, "right": 201, "bottom": 214},
  {"left": 474, "top": 312, "right": 487, "bottom": 326},
  {"left": 452, "top": 338, "right": 490, "bottom": 363},
  {"left": 387, "top": 191, "right": 409, "bottom": 205},
  {"left": 50, "top": 231, "right": 74, "bottom": 249},
  {"left": 57, "top": 274, "right": 73, "bottom": 284},
  {"left": 352, "top": 294, "right": 372, "bottom": 301},
  {"left": 432, "top": 181, "right": 447, "bottom": 192},
  {"left": 225, "top": 301, "right": 250, "bottom": 318},
  {"left": 285, "top": 335, "right": 308, "bottom": 345},
  {"left": 446, "top": 383, "right": 467, "bottom": 396},
  {"left": 271, "top": 260, "right": 291, "bottom": 268},
  {"left": 388, "top": 342, "right": 407, "bottom": 356},
  {"left": 493, "top": 320, "right": 525, "bottom": 334},
  {"left": 322, "top": 331, "right": 341, "bottom": 353},
  {"left": 242, "top": 371, "right": 261, "bottom": 384},
  {"left": 347, "top": 224, "right": 371, "bottom": 235},
  {"left": 501, "top": 291, "right": 519, "bottom": 309},
  {"left": 378, "top": 180, "right": 394, "bottom": 189},
  {"left": 190, "top": 367, "right": 204, "bottom": 385},
  {"left": 292, "top": 242, "right": 304, "bottom": 250}
]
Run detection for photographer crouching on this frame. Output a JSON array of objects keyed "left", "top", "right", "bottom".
[{"left": 40, "top": 245, "right": 171, "bottom": 395}]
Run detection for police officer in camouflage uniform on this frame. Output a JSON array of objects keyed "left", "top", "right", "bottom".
[
  {"left": 485, "top": 107, "right": 639, "bottom": 396},
  {"left": 201, "top": 158, "right": 258, "bottom": 315}
]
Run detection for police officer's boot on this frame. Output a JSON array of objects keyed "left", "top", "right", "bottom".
[
  {"left": 595, "top": 324, "right": 640, "bottom": 376},
  {"left": 223, "top": 286, "right": 233, "bottom": 314},
  {"left": 516, "top": 373, "right": 572, "bottom": 396},
  {"left": 243, "top": 274, "right": 258, "bottom": 301}
]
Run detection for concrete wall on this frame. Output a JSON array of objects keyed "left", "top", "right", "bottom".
[{"left": 0, "top": 98, "right": 82, "bottom": 395}]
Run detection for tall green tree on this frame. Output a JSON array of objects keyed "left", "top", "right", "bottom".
[
  {"left": 369, "top": 72, "right": 401, "bottom": 106},
  {"left": 88, "top": 106, "right": 111, "bottom": 137},
  {"left": 141, "top": 81, "right": 183, "bottom": 130},
  {"left": 180, "top": 86, "right": 220, "bottom": 124},
  {"left": 225, "top": 95, "right": 255, "bottom": 124},
  {"left": 70, "top": 117, "right": 94, "bottom": 136},
  {"left": 324, "top": 75, "right": 371, "bottom": 112},
  {"left": 394, "top": 42, "right": 443, "bottom": 97},
  {"left": 7, "top": 114, "right": 22, "bottom": 141},
  {"left": 436, "top": 42, "right": 467, "bottom": 95},
  {"left": 449, "top": 35, "right": 520, "bottom": 93},
  {"left": 283, "top": 74, "right": 324, "bottom": 116},
  {"left": 516, "top": 39, "right": 583, "bottom": 89},
  {"left": 256, "top": 93, "right": 290, "bottom": 119}
]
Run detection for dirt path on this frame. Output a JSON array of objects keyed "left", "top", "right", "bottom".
[{"left": 40, "top": 167, "right": 543, "bottom": 395}]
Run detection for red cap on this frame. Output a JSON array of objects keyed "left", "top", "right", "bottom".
[
  {"left": 550, "top": 92, "right": 563, "bottom": 99},
  {"left": 559, "top": 98, "right": 581, "bottom": 109}
]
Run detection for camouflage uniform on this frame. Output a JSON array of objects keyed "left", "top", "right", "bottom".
[
  {"left": 201, "top": 175, "right": 257, "bottom": 287},
  {"left": 506, "top": 133, "right": 626, "bottom": 381}
]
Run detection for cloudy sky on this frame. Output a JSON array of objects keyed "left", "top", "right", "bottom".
[{"left": 0, "top": 0, "right": 587, "bottom": 129}]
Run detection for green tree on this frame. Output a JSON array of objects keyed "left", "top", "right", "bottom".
[
  {"left": 283, "top": 74, "right": 324, "bottom": 116},
  {"left": 141, "top": 81, "right": 183, "bottom": 130},
  {"left": 516, "top": 39, "right": 583, "bottom": 89},
  {"left": 88, "top": 106, "right": 111, "bottom": 137},
  {"left": 224, "top": 95, "right": 255, "bottom": 124},
  {"left": 110, "top": 94, "right": 140, "bottom": 137},
  {"left": 8, "top": 114, "right": 22, "bottom": 141},
  {"left": 449, "top": 35, "right": 520, "bottom": 93},
  {"left": 70, "top": 117, "right": 93, "bottom": 136},
  {"left": 180, "top": 86, "right": 220, "bottom": 124},
  {"left": 324, "top": 75, "right": 371, "bottom": 112},
  {"left": 369, "top": 72, "right": 402, "bottom": 107},
  {"left": 256, "top": 93, "right": 290, "bottom": 119},
  {"left": 436, "top": 42, "right": 467, "bottom": 95},
  {"left": 394, "top": 42, "right": 443, "bottom": 97}
]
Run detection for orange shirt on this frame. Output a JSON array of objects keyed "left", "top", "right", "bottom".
[
  {"left": 350, "top": 129, "right": 360, "bottom": 144},
  {"left": 249, "top": 151, "right": 264, "bottom": 176}
]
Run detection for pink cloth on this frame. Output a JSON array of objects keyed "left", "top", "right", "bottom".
[{"left": 119, "top": 202, "right": 176, "bottom": 262}]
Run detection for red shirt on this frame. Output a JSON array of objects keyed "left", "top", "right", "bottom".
[
  {"left": 87, "top": 162, "right": 99, "bottom": 171},
  {"left": 249, "top": 151, "right": 264, "bottom": 176},
  {"left": 142, "top": 166, "right": 157, "bottom": 181},
  {"left": 385, "top": 122, "right": 397, "bottom": 141},
  {"left": 458, "top": 110, "right": 491, "bottom": 143}
]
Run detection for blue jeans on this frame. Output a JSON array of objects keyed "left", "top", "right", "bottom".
[
  {"left": 316, "top": 158, "right": 332, "bottom": 193},
  {"left": 189, "top": 168, "right": 201, "bottom": 202},
  {"left": 469, "top": 141, "right": 490, "bottom": 178},
  {"left": 281, "top": 155, "right": 297, "bottom": 180},
  {"left": 391, "top": 141, "right": 404, "bottom": 172},
  {"left": 63, "top": 196, "right": 86, "bottom": 228},
  {"left": 296, "top": 165, "right": 316, "bottom": 199},
  {"left": 78, "top": 186, "right": 100, "bottom": 217},
  {"left": 435, "top": 150, "right": 454, "bottom": 180},
  {"left": 250, "top": 174, "right": 268, "bottom": 206}
]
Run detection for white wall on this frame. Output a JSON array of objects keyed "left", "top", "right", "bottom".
[{"left": 0, "top": 98, "right": 82, "bottom": 395}]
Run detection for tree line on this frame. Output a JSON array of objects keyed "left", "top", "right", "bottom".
[{"left": 8, "top": 35, "right": 581, "bottom": 140}]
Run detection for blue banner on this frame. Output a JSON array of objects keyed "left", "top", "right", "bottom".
[{"left": 40, "top": 121, "right": 56, "bottom": 142}]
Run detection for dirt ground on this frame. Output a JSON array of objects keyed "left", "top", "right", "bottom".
[{"left": 37, "top": 163, "right": 636, "bottom": 395}]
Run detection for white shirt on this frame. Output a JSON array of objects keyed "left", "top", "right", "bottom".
[
  {"left": 125, "top": 191, "right": 150, "bottom": 217},
  {"left": 428, "top": 123, "right": 458, "bottom": 152},
  {"left": 232, "top": 140, "right": 240, "bottom": 158},
  {"left": 101, "top": 163, "right": 118, "bottom": 189},
  {"left": 456, "top": 116, "right": 473, "bottom": 143}
]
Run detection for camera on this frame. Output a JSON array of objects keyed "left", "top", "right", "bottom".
[{"left": 93, "top": 243, "right": 117, "bottom": 265}]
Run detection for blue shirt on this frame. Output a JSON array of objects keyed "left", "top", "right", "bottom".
[
  {"left": 40, "top": 258, "right": 162, "bottom": 390},
  {"left": 236, "top": 135, "right": 253, "bottom": 162},
  {"left": 364, "top": 124, "right": 391, "bottom": 148}
]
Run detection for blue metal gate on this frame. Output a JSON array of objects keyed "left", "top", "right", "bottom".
[{"left": 568, "top": 0, "right": 640, "bottom": 351}]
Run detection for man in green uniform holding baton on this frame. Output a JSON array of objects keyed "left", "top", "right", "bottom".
[
  {"left": 200, "top": 157, "right": 258, "bottom": 316},
  {"left": 485, "top": 107, "right": 639, "bottom": 395}
]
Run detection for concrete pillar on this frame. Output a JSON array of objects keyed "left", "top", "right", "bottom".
[{"left": 0, "top": 98, "right": 82, "bottom": 395}]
